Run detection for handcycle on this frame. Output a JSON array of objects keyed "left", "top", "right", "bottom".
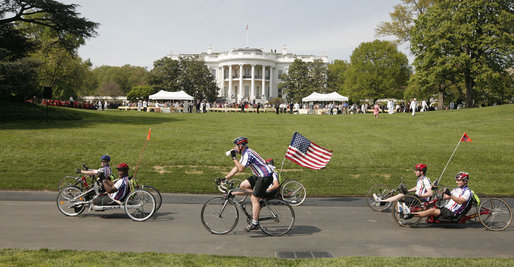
[
  {"left": 366, "top": 178, "right": 444, "bottom": 212},
  {"left": 227, "top": 159, "right": 306, "bottom": 206},
  {"left": 200, "top": 177, "right": 295, "bottom": 236},
  {"left": 56, "top": 168, "right": 157, "bottom": 222},
  {"left": 58, "top": 165, "right": 162, "bottom": 211},
  {"left": 391, "top": 188, "right": 512, "bottom": 231}
]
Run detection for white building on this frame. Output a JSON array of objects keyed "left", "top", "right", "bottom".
[{"left": 170, "top": 45, "right": 328, "bottom": 103}]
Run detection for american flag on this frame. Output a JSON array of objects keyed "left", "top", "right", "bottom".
[{"left": 285, "top": 132, "right": 333, "bottom": 170}]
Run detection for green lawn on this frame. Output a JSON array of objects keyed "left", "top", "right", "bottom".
[
  {"left": 1, "top": 249, "right": 513, "bottom": 266},
  {"left": 1, "top": 103, "right": 513, "bottom": 196}
]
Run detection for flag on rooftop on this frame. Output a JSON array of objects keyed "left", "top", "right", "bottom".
[{"left": 285, "top": 132, "right": 332, "bottom": 170}]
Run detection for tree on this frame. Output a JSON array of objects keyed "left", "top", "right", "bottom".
[
  {"left": 410, "top": 0, "right": 513, "bottom": 107},
  {"left": 148, "top": 55, "right": 218, "bottom": 102},
  {"left": 146, "top": 57, "right": 181, "bottom": 91},
  {"left": 327, "top": 59, "right": 349, "bottom": 92},
  {"left": 278, "top": 59, "right": 310, "bottom": 103},
  {"left": 375, "top": 0, "right": 434, "bottom": 44},
  {"left": 343, "top": 40, "right": 411, "bottom": 102},
  {"left": 178, "top": 56, "right": 218, "bottom": 102},
  {"left": 0, "top": 0, "right": 98, "bottom": 100},
  {"left": 308, "top": 59, "right": 328, "bottom": 93},
  {"left": 92, "top": 65, "right": 147, "bottom": 95},
  {"left": 127, "top": 85, "right": 158, "bottom": 101}
]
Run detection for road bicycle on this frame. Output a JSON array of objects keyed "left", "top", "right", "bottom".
[
  {"left": 58, "top": 165, "right": 162, "bottom": 211},
  {"left": 392, "top": 188, "right": 512, "bottom": 231},
  {"left": 57, "top": 169, "right": 156, "bottom": 222},
  {"left": 228, "top": 173, "right": 306, "bottom": 206},
  {"left": 200, "top": 177, "right": 295, "bottom": 236}
]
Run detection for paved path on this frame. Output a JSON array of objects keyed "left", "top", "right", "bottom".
[{"left": 0, "top": 191, "right": 512, "bottom": 258}]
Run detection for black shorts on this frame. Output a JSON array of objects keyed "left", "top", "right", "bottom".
[
  {"left": 436, "top": 207, "right": 456, "bottom": 220},
  {"left": 246, "top": 175, "right": 273, "bottom": 198}
]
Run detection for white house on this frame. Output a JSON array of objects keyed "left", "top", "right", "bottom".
[{"left": 170, "top": 45, "right": 328, "bottom": 103}]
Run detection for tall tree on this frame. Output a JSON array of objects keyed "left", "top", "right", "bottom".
[
  {"left": 92, "top": 65, "right": 147, "bottom": 95},
  {"left": 278, "top": 59, "right": 310, "bottom": 103},
  {"left": 375, "top": 0, "right": 434, "bottom": 44},
  {"left": 178, "top": 55, "right": 218, "bottom": 102},
  {"left": 410, "top": 0, "right": 513, "bottom": 107},
  {"left": 0, "top": 0, "right": 98, "bottom": 100},
  {"left": 146, "top": 57, "right": 181, "bottom": 91},
  {"left": 327, "top": 59, "right": 349, "bottom": 92},
  {"left": 344, "top": 40, "right": 411, "bottom": 101},
  {"left": 308, "top": 59, "right": 328, "bottom": 93}
]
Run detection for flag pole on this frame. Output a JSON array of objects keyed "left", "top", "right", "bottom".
[
  {"left": 436, "top": 132, "right": 465, "bottom": 186},
  {"left": 133, "top": 128, "right": 151, "bottom": 181}
]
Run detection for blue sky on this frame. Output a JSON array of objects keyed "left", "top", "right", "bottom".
[{"left": 63, "top": 0, "right": 406, "bottom": 69}]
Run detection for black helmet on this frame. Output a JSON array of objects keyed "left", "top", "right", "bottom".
[{"left": 233, "top": 137, "right": 248, "bottom": 146}]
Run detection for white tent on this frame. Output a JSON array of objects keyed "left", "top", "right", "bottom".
[
  {"left": 148, "top": 90, "right": 194, "bottom": 101},
  {"left": 302, "top": 92, "right": 348, "bottom": 102},
  {"left": 302, "top": 92, "right": 324, "bottom": 102}
]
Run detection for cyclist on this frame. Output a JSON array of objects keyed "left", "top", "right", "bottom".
[
  {"left": 400, "top": 172, "right": 472, "bottom": 220},
  {"left": 224, "top": 137, "right": 277, "bottom": 231},
  {"left": 76, "top": 155, "right": 113, "bottom": 181},
  {"left": 373, "top": 164, "right": 433, "bottom": 203},
  {"left": 93, "top": 163, "right": 131, "bottom": 206}
]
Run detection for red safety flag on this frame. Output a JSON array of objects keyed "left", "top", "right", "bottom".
[
  {"left": 460, "top": 132, "right": 472, "bottom": 142},
  {"left": 285, "top": 132, "right": 333, "bottom": 170},
  {"left": 147, "top": 128, "right": 151, "bottom": 140}
]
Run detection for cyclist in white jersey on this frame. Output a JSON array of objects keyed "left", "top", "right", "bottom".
[
  {"left": 374, "top": 164, "right": 433, "bottom": 203},
  {"left": 402, "top": 172, "right": 472, "bottom": 220},
  {"left": 224, "top": 137, "right": 278, "bottom": 232}
]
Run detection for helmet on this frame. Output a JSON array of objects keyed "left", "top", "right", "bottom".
[
  {"left": 100, "top": 155, "right": 111, "bottom": 162},
  {"left": 233, "top": 137, "right": 248, "bottom": 146},
  {"left": 415, "top": 164, "right": 427, "bottom": 173},
  {"left": 265, "top": 159, "right": 275, "bottom": 166},
  {"left": 116, "top": 163, "right": 129, "bottom": 170},
  {"left": 455, "top": 172, "right": 469, "bottom": 181}
]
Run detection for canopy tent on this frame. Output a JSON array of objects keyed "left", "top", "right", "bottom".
[
  {"left": 148, "top": 90, "right": 194, "bottom": 101},
  {"left": 301, "top": 92, "right": 348, "bottom": 102}
]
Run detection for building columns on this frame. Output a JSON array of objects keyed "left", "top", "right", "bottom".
[
  {"left": 262, "top": 65, "right": 266, "bottom": 100},
  {"left": 250, "top": 65, "right": 255, "bottom": 102},
  {"left": 228, "top": 65, "right": 233, "bottom": 99}
]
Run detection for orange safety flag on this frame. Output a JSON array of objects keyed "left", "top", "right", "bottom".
[
  {"left": 460, "top": 132, "right": 472, "bottom": 142},
  {"left": 147, "top": 128, "right": 152, "bottom": 140}
]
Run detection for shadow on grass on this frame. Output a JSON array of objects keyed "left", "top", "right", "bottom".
[{"left": 0, "top": 108, "right": 183, "bottom": 130}]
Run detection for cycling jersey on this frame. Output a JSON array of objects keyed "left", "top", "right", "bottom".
[
  {"left": 240, "top": 148, "right": 273, "bottom": 177},
  {"left": 415, "top": 175, "right": 432, "bottom": 201},
  {"left": 109, "top": 176, "right": 129, "bottom": 201},
  {"left": 444, "top": 185, "right": 472, "bottom": 215},
  {"left": 96, "top": 165, "right": 112, "bottom": 180}
]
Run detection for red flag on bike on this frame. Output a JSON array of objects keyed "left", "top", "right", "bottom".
[
  {"left": 460, "top": 132, "right": 472, "bottom": 142},
  {"left": 285, "top": 132, "right": 332, "bottom": 170},
  {"left": 147, "top": 128, "right": 151, "bottom": 140}
]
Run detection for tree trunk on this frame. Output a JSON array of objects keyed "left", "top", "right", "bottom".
[
  {"left": 438, "top": 91, "right": 444, "bottom": 111},
  {"left": 464, "top": 69, "right": 475, "bottom": 107}
]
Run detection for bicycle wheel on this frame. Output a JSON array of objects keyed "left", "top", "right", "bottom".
[
  {"left": 366, "top": 184, "right": 393, "bottom": 212},
  {"left": 124, "top": 190, "right": 156, "bottom": 222},
  {"left": 478, "top": 198, "right": 512, "bottom": 231},
  {"left": 56, "top": 186, "right": 86, "bottom": 216},
  {"left": 280, "top": 180, "right": 306, "bottom": 206},
  {"left": 58, "top": 176, "right": 83, "bottom": 190},
  {"left": 259, "top": 199, "right": 295, "bottom": 236},
  {"left": 201, "top": 197, "right": 239, "bottom": 235},
  {"left": 229, "top": 178, "right": 247, "bottom": 203},
  {"left": 392, "top": 195, "right": 422, "bottom": 227},
  {"left": 141, "top": 185, "right": 162, "bottom": 211}
]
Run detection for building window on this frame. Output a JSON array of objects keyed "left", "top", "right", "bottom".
[
  {"left": 265, "top": 69, "right": 270, "bottom": 79},
  {"left": 224, "top": 69, "right": 228, "bottom": 79},
  {"left": 244, "top": 85, "right": 249, "bottom": 98},
  {"left": 256, "top": 86, "right": 261, "bottom": 99},
  {"left": 244, "top": 68, "right": 250, "bottom": 78},
  {"left": 257, "top": 69, "right": 262, "bottom": 79},
  {"left": 224, "top": 87, "right": 228, "bottom": 97},
  {"left": 278, "top": 70, "right": 283, "bottom": 77}
]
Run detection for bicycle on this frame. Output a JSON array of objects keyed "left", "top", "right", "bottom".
[
  {"left": 228, "top": 173, "right": 306, "bottom": 207},
  {"left": 57, "top": 169, "right": 156, "bottom": 222},
  {"left": 200, "top": 177, "right": 295, "bottom": 236},
  {"left": 392, "top": 188, "right": 512, "bottom": 231},
  {"left": 367, "top": 178, "right": 443, "bottom": 212},
  {"left": 59, "top": 165, "right": 162, "bottom": 212}
]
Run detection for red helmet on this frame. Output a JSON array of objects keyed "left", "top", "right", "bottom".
[
  {"left": 455, "top": 172, "right": 469, "bottom": 181},
  {"left": 265, "top": 159, "right": 275, "bottom": 166},
  {"left": 116, "top": 163, "right": 129, "bottom": 170},
  {"left": 415, "top": 164, "right": 427, "bottom": 173}
]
